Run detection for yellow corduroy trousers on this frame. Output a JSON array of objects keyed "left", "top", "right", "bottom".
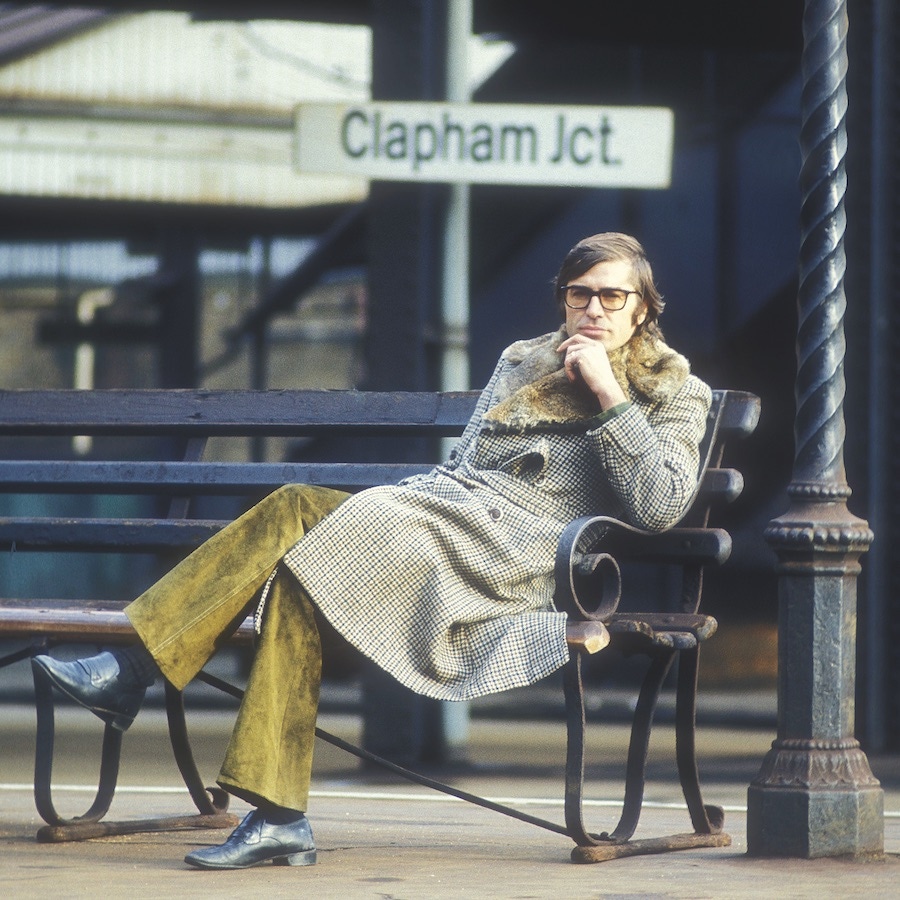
[{"left": 124, "top": 483, "right": 349, "bottom": 812}]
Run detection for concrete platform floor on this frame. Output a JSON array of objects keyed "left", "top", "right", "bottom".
[{"left": 1, "top": 703, "right": 899, "bottom": 898}]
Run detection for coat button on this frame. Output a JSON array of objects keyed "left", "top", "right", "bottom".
[{"left": 489, "top": 508, "right": 501, "bottom": 520}]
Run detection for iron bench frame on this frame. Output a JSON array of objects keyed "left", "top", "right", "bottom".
[{"left": 0, "top": 387, "right": 759, "bottom": 861}]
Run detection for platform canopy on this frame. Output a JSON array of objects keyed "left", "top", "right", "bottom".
[{"left": 0, "top": 8, "right": 513, "bottom": 210}]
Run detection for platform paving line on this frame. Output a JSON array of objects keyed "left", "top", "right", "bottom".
[
  {"left": 2, "top": 781, "right": 897, "bottom": 818},
  {"left": 0, "top": 780, "right": 705, "bottom": 808}
]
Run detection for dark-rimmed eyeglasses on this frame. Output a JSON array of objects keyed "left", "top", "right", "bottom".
[{"left": 561, "top": 284, "right": 641, "bottom": 311}]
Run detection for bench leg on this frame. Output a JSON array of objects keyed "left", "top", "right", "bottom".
[
  {"left": 562, "top": 653, "right": 593, "bottom": 844},
  {"left": 675, "top": 646, "right": 726, "bottom": 835},
  {"left": 164, "top": 680, "right": 232, "bottom": 817},
  {"left": 563, "top": 649, "right": 673, "bottom": 846},
  {"left": 564, "top": 649, "right": 732, "bottom": 863},
  {"left": 32, "top": 660, "right": 122, "bottom": 827},
  {"left": 0, "top": 643, "right": 37, "bottom": 671},
  {"left": 29, "top": 658, "right": 238, "bottom": 843},
  {"left": 609, "top": 652, "right": 674, "bottom": 841}
]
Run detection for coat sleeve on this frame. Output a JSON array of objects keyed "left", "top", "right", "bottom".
[{"left": 586, "top": 375, "right": 712, "bottom": 532}]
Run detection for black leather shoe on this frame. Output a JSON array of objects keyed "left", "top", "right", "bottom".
[
  {"left": 31, "top": 651, "right": 147, "bottom": 732},
  {"left": 184, "top": 809, "right": 317, "bottom": 869}
]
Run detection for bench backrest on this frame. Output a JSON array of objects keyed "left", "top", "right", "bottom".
[{"left": 0, "top": 388, "right": 759, "bottom": 555}]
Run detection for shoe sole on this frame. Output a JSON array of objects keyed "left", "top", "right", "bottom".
[{"left": 185, "top": 849, "right": 317, "bottom": 869}]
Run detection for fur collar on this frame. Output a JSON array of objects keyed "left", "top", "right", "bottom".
[{"left": 482, "top": 326, "right": 690, "bottom": 431}]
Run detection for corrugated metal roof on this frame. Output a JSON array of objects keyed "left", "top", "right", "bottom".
[
  {"left": 0, "top": 12, "right": 510, "bottom": 209},
  {"left": 0, "top": 113, "right": 366, "bottom": 207},
  {"left": 0, "top": 12, "right": 371, "bottom": 207},
  {"left": 0, "top": 12, "right": 370, "bottom": 112},
  {"left": 0, "top": 5, "right": 113, "bottom": 65}
]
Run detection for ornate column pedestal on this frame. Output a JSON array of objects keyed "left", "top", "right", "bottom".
[{"left": 747, "top": 488, "right": 882, "bottom": 858}]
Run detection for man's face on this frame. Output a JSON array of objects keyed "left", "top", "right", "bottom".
[{"left": 563, "top": 259, "right": 647, "bottom": 352}]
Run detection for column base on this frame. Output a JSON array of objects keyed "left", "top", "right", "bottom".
[{"left": 747, "top": 740, "right": 884, "bottom": 859}]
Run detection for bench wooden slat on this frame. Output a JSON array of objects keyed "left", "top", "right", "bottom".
[
  {"left": 565, "top": 620, "right": 610, "bottom": 654},
  {"left": 0, "top": 599, "right": 255, "bottom": 644},
  {"left": 717, "top": 390, "right": 761, "bottom": 439},
  {"left": 0, "top": 462, "right": 743, "bottom": 508},
  {"left": 5, "top": 523, "right": 732, "bottom": 560},
  {"left": 0, "top": 460, "right": 431, "bottom": 494},
  {"left": 605, "top": 612, "right": 718, "bottom": 650},
  {"left": 0, "top": 387, "right": 758, "bottom": 437},
  {"left": 699, "top": 467, "right": 743, "bottom": 504},
  {"left": 0, "top": 518, "right": 230, "bottom": 552},
  {"left": 0, "top": 389, "right": 479, "bottom": 436}
]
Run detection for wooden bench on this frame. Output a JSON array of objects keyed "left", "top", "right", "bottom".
[{"left": 0, "top": 386, "right": 759, "bottom": 861}]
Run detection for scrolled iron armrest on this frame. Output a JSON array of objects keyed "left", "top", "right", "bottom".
[
  {"left": 554, "top": 513, "right": 732, "bottom": 631},
  {"left": 554, "top": 515, "right": 649, "bottom": 623}
]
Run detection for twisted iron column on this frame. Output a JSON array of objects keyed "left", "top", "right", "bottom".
[{"left": 746, "top": 0, "right": 883, "bottom": 858}]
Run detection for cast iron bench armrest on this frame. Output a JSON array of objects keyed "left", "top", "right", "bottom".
[
  {"left": 554, "top": 516, "right": 731, "bottom": 623},
  {"left": 552, "top": 391, "right": 761, "bottom": 860}
]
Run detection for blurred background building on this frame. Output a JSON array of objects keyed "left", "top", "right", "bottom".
[{"left": 0, "top": 2, "right": 896, "bottom": 758}]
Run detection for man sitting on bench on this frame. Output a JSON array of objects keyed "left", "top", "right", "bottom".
[{"left": 34, "top": 232, "right": 711, "bottom": 870}]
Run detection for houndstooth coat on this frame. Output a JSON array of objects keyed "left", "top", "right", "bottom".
[{"left": 283, "top": 327, "right": 712, "bottom": 701}]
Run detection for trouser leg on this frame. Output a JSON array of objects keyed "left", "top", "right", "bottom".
[
  {"left": 125, "top": 484, "right": 348, "bottom": 690},
  {"left": 217, "top": 567, "right": 321, "bottom": 812}
]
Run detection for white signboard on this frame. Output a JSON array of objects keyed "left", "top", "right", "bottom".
[{"left": 295, "top": 102, "right": 674, "bottom": 188}]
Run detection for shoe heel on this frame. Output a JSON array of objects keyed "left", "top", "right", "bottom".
[{"left": 276, "top": 849, "right": 317, "bottom": 867}]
